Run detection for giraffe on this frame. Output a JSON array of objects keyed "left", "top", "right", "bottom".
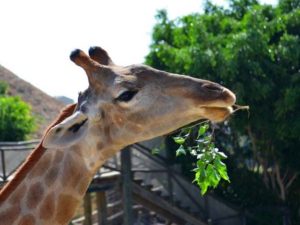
[{"left": 0, "top": 46, "right": 236, "bottom": 225}]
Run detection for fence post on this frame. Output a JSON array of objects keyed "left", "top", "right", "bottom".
[
  {"left": 204, "top": 195, "right": 211, "bottom": 222},
  {"left": 167, "top": 163, "right": 174, "bottom": 205},
  {"left": 282, "top": 206, "right": 291, "bottom": 225},
  {"left": 83, "top": 193, "right": 92, "bottom": 225},
  {"left": 1, "top": 150, "right": 6, "bottom": 181},
  {"left": 96, "top": 191, "right": 107, "bottom": 225},
  {"left": 241, "top": 211, "right": 247, "bottom": 225},
  {"left": 121, "top": 146, "right": 134, "bottom": 225}
]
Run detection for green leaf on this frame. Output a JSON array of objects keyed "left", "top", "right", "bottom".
[
  {"left": 197, "top": 160, "right": 205, "bottom": 169},
  {"left": 208, "top": 142, "right": 215, "bottom": 150},
  {"left": 182, "top": 127, "right": 192, "bottom": 136},
  {"left": 173, "top": 136, "right": 186, "bottom": 145},
  {"left": 199, "top": 181, "right": 209, "bottom": 195},
  {"left": 216, "top": 151, "right": 228, "bottom": 159},
  {"left": 203, "top": 152, "right": 214, "bottom": 163},
  {"left": 190, "top": 149, "right": 197, "bottom": 156},
  {"left": 206, "top": 164, "right": 221, "bottom": 188},
  {"left": 193, "top": 163, "right": 210, "bottom": 195},
  {"left": 197, "top": 124, "right": 208, "bottom": 138},
  {"left": 204, "top": 135, "right": 212, "bottom": 143},
  {"left": 176, "top": 145, "right": 186, "bottom": 157},
  {"left": 193, "top": 168, "right": 201, "bottom": 183},
  {"left": 219, "top": 169, "right": 230, "bottom": 182},
  {"left": 151, "top": 148, "right": 160, "bottom": 155},
  {"left": 214, "top": 157, "right": 226, "bottom": 170},
  {"left": 199, "top": 166, "right": 207, "bottom": 183},
  {"left": 214, "top": 157, "right": 230, "bottom": 181},
  {"left": 197, "top": 153, "right": 205, "bottom": 159}
]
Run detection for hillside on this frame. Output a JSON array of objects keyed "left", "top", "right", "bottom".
[{"left": 0, "top": 65, "right": 66, "bottom": 138}]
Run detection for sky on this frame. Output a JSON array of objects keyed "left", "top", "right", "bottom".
[{"left": 0, "top": 0, "right": 277, "bottom": 101}]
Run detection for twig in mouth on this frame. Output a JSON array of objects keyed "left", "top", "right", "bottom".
[{"left": 232, "top": 104, "right": 250, "bottom": 118}]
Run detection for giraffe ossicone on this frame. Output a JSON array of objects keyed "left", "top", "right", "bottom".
[{"left": 0, "top": 46, "right": 236, "bottom": 225}]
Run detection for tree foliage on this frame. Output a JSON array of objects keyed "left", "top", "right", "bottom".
[
  {"left": 0, "top": 82, "right": 35, "bottom": 141},
  {"left": 146, "top": 0, "right": 300, "bottom": 224}
]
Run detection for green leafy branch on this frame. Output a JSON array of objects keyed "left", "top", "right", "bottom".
[{"left": 173, "top": 122, "right": 230, "bottom": 195}]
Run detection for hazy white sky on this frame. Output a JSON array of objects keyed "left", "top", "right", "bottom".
[{"left": 0, "top": 0, "right": 277, "bottom": 100}]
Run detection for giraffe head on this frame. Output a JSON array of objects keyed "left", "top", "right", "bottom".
[{"left": 43, "top": 47, "right": 235, "bottom": 149}]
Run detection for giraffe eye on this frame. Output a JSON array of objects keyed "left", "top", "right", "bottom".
[{"left": 116, "top": 90, "right": 138, "bottom": 102}]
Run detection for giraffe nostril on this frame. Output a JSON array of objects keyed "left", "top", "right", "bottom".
[{"left": 203, "top": 83, "right": 223, "bottom": 92}]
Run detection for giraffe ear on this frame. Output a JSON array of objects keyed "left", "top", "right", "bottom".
[{"left": 42, "top": 111, "right": 89, "bottom": 149}]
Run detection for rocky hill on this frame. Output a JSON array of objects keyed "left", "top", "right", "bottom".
[
  {"left": 0, "top": 65, "right": 66, "bottom": 138},
  {"left": 55, "top": 96, "right": 74, "bottom": 105}
]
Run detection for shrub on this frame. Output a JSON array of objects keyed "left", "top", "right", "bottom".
[{"left": 0, "top": 84, "right": 35, "bottom": 141}]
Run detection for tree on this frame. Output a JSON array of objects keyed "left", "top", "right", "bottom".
[
  {"left": 0, "top": 82, "right": 36, "bottom": 141},
  {"left": 0, "top": 82, "right": 8, "bottom": 95},
  {"left": 146, "top": 1, "right": 300, "bottom": 224}
]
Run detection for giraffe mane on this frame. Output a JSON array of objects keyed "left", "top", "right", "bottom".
[{"left": 0, "top": 104, "right": 77, "bottom": 203}]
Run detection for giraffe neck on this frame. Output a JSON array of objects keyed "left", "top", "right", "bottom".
[
  {"left": 0, "top": 139, "right": 115, "bottom": 225},
  {"left": 0, "top": 104, "right": 120, "bottom": 225}
]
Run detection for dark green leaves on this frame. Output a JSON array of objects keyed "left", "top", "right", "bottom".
[{"left": 147, "top": 1, "right": 300, "bottom": 223}]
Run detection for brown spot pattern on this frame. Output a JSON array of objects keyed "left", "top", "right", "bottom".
[
  {"left": 39, "top": 192, "right": 55, "bottom": 220},
  {"left": 72, "top": 145, "right": 83, "bottom": 156},
  {"left": 103, "top": 126, "right": 112, "bottom": 143},
  {"left": 18, "top": 214, "right": 35, "bottom": 225},
  {"left": 55, "top": 194, "right": 79, "bottom": 224},
  {"left": 26, "top": 182, "right": 44, "bottom": 209},
  {"left": 29, "top": 154, "right": 52, "bottom": 179},
  {"left": 9, "top": 184, "right": 27, "bottom": 205},
  {"left": 71, "top": 169, "right": 84, "bottom": 188},
  {"left": 62, "top": 155, "right": 86, "bottom": 188},
  {"left": 54, "top": 151, "right": 64, "bottom": 163},
  {"left": 77, "top": 176, "right": 91, "bottom": 195},
  {"left": 96, "top": 142, "right": 103, "bottom": 150},
  {"left": 62, "top": 155, "right": 78, "bottom": 187},
  {"left": 45, "top": 166, "right": 60, "bottom": 186},
  {"left": 0, "top": 205, "right": 21, "bottom": 225}
]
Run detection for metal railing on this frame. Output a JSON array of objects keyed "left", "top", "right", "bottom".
[
  {"left": 0, "top": 140, "right": 39, "bottom": 183},
  {"left": 132, "top": 144, "right": 207, "bottom": 217},
  {"left": 0, "top": 140, "right": 253, "bottom": 225},
  {"left": 103, "top": 144, "right": 245, "bottom": 225},
  {"left": 133, "top": 144, "right": 245, "bottom": 224}
]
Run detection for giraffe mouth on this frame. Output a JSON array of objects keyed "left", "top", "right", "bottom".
[
  {"left": 201, "top": 86, "right": 236, "bottom": 121},
  {"left": 200, "top": 106, "right": 233, "bottom": 122},
  {"left": 204, "top": 87, "right": 236, "bottom": 109}
]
